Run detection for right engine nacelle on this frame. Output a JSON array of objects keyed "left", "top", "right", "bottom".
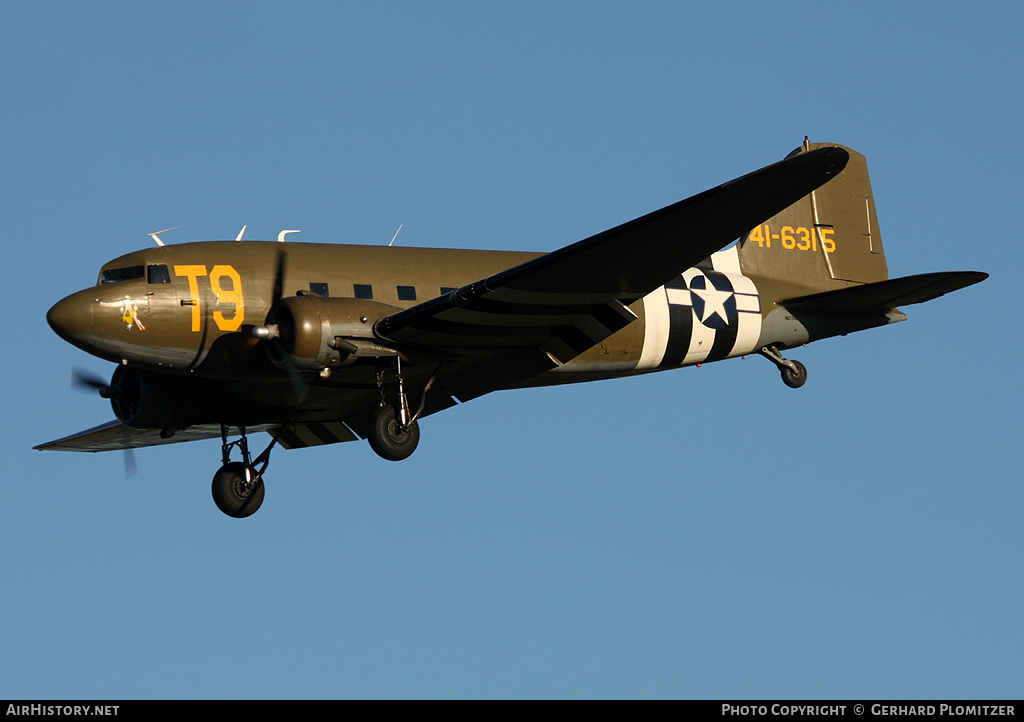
[{"left": 257, "top": 294, "right": 402, "bottom": 372}]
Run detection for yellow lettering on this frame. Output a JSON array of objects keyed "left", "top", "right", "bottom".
[
  {"left": 173, "top": 265, "right": 207, "bottom": 332},
  {"left": 210, "top": 265, "right": 245, "bottom": 332},
  {"left": 746, "top": 225, "right": 836, "bottom": 253},
  {"left": 820, "top": 228, "right": 836, "bottom": 253},
  {"left": 781, "top": 226, "right": 797, "bottom": 250},
  {"left": 797, "top": 226, "right": 811, "bottom": 251}
]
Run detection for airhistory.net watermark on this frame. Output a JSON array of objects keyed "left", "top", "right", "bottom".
[{"left": 6, "top": 706, "right": 118, "bottom": 716}]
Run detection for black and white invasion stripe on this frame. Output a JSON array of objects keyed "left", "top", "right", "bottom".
[{"left": 637, "top": 246, "right": 762, "bottom": 369}]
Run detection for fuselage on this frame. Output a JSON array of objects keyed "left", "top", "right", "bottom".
[
  {"left": 47, "top": 239, "right": 780, "bottom": 389},
  {"left": 48, "top": 241, "right": 535, "bottom": 373}
]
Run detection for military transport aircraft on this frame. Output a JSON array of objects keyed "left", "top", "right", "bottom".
[{"left": 37, "top": 141, "right": 987, "bottom": 517}]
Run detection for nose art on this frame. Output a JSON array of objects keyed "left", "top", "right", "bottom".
[{"left": 47, "top": 292, "right": 94, "bottom": 344}]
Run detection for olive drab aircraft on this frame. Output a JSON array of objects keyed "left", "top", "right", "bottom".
[{"left": 37, "top": 141, "right": 987, "bottom": 518}]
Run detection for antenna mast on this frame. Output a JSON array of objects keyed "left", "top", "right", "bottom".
[{"left": 148, "top": 226, "right": 180, "bottom": 246}]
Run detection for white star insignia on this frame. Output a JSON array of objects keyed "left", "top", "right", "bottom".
[{"left": 690, "top": 282, "right": 733, "bottom": 326}]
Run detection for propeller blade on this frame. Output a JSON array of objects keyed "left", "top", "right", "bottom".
[
  {"left": 271, "top": 248, "right": 286, "bottom": 307},
  {"left": 73, "top": 368, "right": 120, "bottom": 399},
  {"left": 72, "top": 368, "right": 107, "bottom": 391},
  {"left": 123, "top": 445, "right": 137, "bottom": 478},
  {"left": 73, "top": 369, "right": 136, "bottom": 475},
  {"left": 264, "top": 249, "right": 307, "bottom": 402},
  {"left": 282, "top": 354, "right": 308, "bottom": 405}
]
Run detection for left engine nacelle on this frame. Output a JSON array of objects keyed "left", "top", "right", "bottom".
[
  {"left": 255, "top": 294, "right": 402, "bottom": 372},
  {"left": 108, "top": 365, "right": 199, "bottom": 430}
]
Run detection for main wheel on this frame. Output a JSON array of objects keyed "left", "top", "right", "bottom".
[
  {"left": 211, "top": 462, "right": 265, "bottom": 518},
  {"left": 780, "top": 360, "right": 808, "bottom": 389},
  {"left": 368, "top": 404, "right": 420, "bottom": 461}
]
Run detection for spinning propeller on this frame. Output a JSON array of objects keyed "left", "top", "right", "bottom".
[
  {"left": 253, "top": 249, "right": 308, "bottom": 403},
  {"left": 72, "top": 368, "right": 137, "bottom": 477}
]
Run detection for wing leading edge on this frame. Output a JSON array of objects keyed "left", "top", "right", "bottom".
[{"left": 377, "top": 146, "right": 851, "bottom": 366}]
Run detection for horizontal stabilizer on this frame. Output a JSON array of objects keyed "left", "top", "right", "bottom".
[{"left": 783, "top": 271, "right": 988, "bottom": 315}]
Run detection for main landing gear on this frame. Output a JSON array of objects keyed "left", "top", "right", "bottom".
[
  {"left": 759, "top": 345, "right": 808, "bottom": 389},
  {"left": 210, "top": 360, "right": 432, "bottom": 515},
  {"left": 368, "top": 404, "right": 419, "bottom": 461},
  {"left": 211, "top": 424, "right": 281, "bottom": 518},
  {"left": 367, "top": 359, "right": 435, "bottom": 462}
]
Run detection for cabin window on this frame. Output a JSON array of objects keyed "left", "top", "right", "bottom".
[
  {"left": 354, "top": 284, "right": 373, "bottom": 300},
  {"left": 397, "top": 286, "right": 417, "bottom": 301},
  {"left": 309, "top": 282, "right": 329, "bottom": 297},
  {"left": 99, "top": 266, "right": 144, "bottom": 284},
  {"left": 147, "top": 264, "right": 170, "bottom": 284}
]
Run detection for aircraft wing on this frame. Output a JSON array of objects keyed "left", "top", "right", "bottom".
[
  {"left": 34, "top": 418, "right": 365, "bottom": 453},
  {"left": 33, "top": 420, "right": 283, "bottom": 452},
  {"left": 376, "top": 146, "right": 849, "bottom": 398}
]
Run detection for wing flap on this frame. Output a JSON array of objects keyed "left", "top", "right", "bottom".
[
  {"left": 275, "top": 421, "right": 360, "bottom": 449},
  {"left": 393, "top": 297, "right": 638, "bottom": 363}
]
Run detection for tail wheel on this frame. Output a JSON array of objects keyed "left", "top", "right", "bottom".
[
  {"left": 780, "top": 360, "right": 808, "bottom": 389},
  {"left": 368, "top": 404, "right": 420, "bottom": 461},
  {"left": 211, "top": 462, "right": 265, "bottom": 518}
]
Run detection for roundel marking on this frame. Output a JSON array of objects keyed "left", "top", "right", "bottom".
[{"left": 686, "top": 272, "right": 736, "bottom": 330}]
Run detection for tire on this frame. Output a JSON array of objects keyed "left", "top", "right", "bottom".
[
  {"left": 368, "top": 404, "right": 420, "bottom": 461},
  {"left": 780, "top": 360, "right": 808, "bottom": 389},
  {"left": 211, "top": 462, "right": 265, "bottom": 518}
]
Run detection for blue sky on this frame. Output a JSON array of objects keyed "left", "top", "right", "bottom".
[{"left": 2, "top": 1, "right": 1020, "bottom": 699}]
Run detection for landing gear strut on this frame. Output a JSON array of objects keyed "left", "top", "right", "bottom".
[
  {"left": 211, "top": 424, "right": 280, "bottom": 518},
  {"left": 759, "top": 345, "right": 807, "bottom": 389},
  {"left": 368, "top": 359, "right": 434, "bottom": 461}
]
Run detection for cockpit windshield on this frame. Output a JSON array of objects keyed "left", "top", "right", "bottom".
[
  {"left": 99, "top": 266, "right": 144, "bottom": 284},
  {"left": 98, "top": 264, "right": 170, "bottom": 284}
]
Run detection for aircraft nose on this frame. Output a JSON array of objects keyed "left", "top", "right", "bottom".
[{"left": 47, "top": 292, "right": 94, "bottom": 345}]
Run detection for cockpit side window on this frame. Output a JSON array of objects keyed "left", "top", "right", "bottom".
[
  {"left": 147, "top": 264, "right": 170, "bottom": 284},
  {"left": 99, "top": 266, "right": 144, "bottom": 284}
]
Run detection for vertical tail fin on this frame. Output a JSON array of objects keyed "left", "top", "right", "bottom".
[{"left": 737, "top": 141, "right": 888, "bottom": 296}]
